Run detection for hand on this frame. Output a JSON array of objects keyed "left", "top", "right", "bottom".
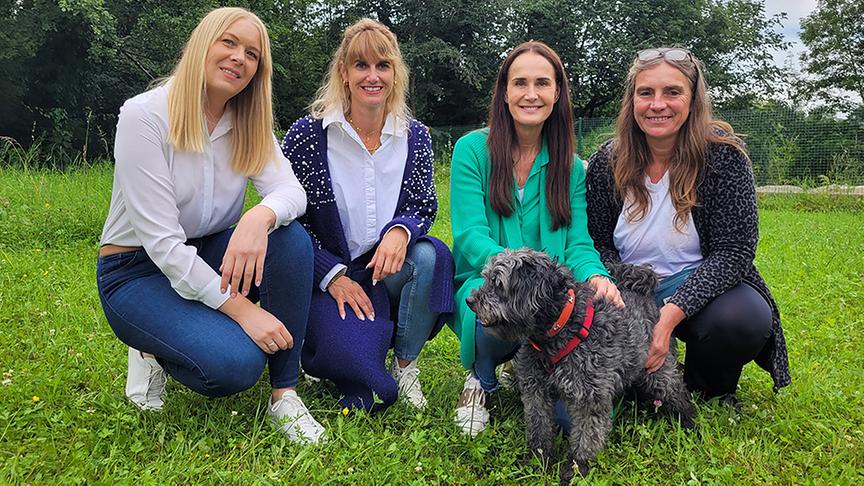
[
  {"left": 645, "top": 303, "right": 685, "bottom": 373},
  {"left": 588, "top": 275, "right": 625, "bottom": 308},
  {"left": 220, "top": 206, "right": 276, "bottom": 298},
  {"left": 366, "top": 227, "right": 409, "bottom": 284},
  {"left": 327, "top": 275, "right": 375, "bottom": 321},
  {"left": 219, "top": 295, "right": 293, "bottom": 354}
]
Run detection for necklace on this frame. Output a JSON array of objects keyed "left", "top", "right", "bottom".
[
  {"left": 347, "top": 114, "right": 383, "bottom": 154},
  {"left": 513, "top": 144, "right": 540, "bottom": 186}
]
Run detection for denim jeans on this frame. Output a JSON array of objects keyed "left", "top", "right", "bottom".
[
  {"left": 96, "top": 221, "right": 313, "bottom": 397},
  {"left": 382, "top": 240, "right": 439, "bottom": 361}
]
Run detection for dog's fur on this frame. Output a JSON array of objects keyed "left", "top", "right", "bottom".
[{"left": 467, "top": 249, "right": 695, "bottom": 483}]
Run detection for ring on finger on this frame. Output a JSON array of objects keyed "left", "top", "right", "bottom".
[{"left": 267, "top": 341, "right": 277, "bottom": 348}]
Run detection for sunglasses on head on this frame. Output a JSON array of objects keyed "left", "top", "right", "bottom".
[{"left": 636, "top": 48, "right": 693, "bottom": 63}]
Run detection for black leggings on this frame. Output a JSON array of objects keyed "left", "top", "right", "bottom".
[{"left": 673, "top": 282, "right": 773, "bottom": 397}]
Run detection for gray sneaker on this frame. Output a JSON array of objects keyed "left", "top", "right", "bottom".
[
  {"left": 268, "top": 390, "right": 326, "bottom": 444},
  {"left": 125, "top": 347, "right": 166, "bottom": 410},
  {"left": 454, "top": 372, "right": 490, "bottom": 437}
]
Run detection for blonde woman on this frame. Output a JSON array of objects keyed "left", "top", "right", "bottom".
[
  {"left": 96, "top": 7, "right": 324, "bottom": 443},
  {"left": 281, "top": 19, "right": 453, "bottom": 413},
  {"left": 586, "top": 48, "right": 791, "bottom": 405}
]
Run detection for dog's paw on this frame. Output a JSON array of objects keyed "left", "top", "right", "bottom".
[
  {"left": 559, "top": 460, "right": 589, "bottom": 485},
  {"left": 680, "top": 414, "right": 697, "bottom": 431}
]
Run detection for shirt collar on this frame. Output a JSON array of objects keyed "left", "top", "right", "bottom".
[{"left": 322, "top": 109, "right": 406, "bottom": 136}]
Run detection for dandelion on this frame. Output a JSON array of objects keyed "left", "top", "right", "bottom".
[
  {"left": 32, "top": 396, "right": 40, "bottom": 402},
  {"left": 342, "top": 407, "right": 350, "bottom": 416}
]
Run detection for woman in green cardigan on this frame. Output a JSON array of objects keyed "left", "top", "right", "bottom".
[{"left": 449, "top": 41, "right": 623, "bottom": 437}]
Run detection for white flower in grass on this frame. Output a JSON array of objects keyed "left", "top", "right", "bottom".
[
  {"left": 231, "top": 410, "right": 238, "bottom": 416},
  {"left": 2, "top": 379, "right": 11, "bottom": 386},
  {"left": 347, "top": 467, "right": 354, "bottom": 474},
  {"left": 2, "top": 370, "right": 11, "bottom": 378}
]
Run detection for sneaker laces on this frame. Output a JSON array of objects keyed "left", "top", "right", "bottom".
[
  {"left": 394, "top": 361, "right": 427, "bottom": 408},
  {"left": 270, "top": 392, "right": 325, "bottom": 444},
  {"left": 455, "top": 374, "right": 489, "bottom": 436}
]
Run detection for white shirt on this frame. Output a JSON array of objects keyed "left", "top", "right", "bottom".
[
  {"left": 613, "top": 171, "right": 703, "bottom": 277},
  {"left": 100, "top": 84, "right": 307, "bottom": 309},
  {"left": 317, "top": 110, "right": 409, "bottom": 289}
]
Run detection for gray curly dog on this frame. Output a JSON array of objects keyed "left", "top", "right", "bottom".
[{"left": 466, "top": 248, "right": 696, "bottom": 484}]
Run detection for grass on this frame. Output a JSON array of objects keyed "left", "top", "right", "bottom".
[{"left": 1, "top": 162, "right": 863, "bottom": 484}]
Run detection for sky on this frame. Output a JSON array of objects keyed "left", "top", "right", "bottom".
[{"left": 762, "top": 0, "right": 818, "bottom": 69}]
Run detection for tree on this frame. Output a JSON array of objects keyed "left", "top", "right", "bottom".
[
  {"left": 516, "top": 0, "right": 789, "bottom": 117},
  {"left": 799, "top": 0, "right": 864, "bottom": 110}
]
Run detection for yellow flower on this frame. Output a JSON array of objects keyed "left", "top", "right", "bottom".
[
  {"left": 32, "top": 396, "right": 40, "bottom": 402},
  {"left": 342, "top": 407, "right": 350, "bottom": 416}
]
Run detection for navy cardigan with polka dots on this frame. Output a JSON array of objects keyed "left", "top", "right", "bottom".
[{"left": 281, "top": 115, "right": 454, "bottom": 316}]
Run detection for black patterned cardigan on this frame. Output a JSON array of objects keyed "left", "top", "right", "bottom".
[{"left": 586, "top": 141, "right": 791, "bottom": 391}]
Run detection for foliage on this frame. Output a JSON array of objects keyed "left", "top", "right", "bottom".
[
  {"left": 799, "top": 0, "right": 864, "bottom": 110},
  {"left": 2, "top": 0, "right": 794, "bottom": 164},
  {"left": 1, "top": 164, "right": 863, "bottom": 483},
  {"left": 515, "top": 0, "right": 789, "bottom": 116}
]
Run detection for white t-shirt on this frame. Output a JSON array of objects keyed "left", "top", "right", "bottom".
[{"left": 613, "top": 171, "right": 703, "bottom": 277}]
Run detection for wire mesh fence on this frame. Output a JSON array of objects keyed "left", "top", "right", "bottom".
[{"left": 430, "top": 109, "right": 864, "bottom": 187}]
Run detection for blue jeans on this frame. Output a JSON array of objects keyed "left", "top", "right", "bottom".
[
  {"left": 383, "top": 240, "right": 439, "bottom": 361},
  {"left": 96, "top": 221, "right": 313, "bottom": 397}
]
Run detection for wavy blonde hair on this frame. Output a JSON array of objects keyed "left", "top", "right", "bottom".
[
  {"left": 166, "top": 7, "right": 275, "bottom": 176},
  {"left": 309, "top": 18, "right": 409, "bottom": 121},
  {"left": 612, "top": 48, "right": 748, "bottom": 230}
]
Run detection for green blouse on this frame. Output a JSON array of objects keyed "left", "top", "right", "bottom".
[{"left": 448, "top": 128, "right": 609, "bottom": 368}]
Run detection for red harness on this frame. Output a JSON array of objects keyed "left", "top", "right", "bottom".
[{"left": 528, "top": 289, "right": 595, "bottom": 374}]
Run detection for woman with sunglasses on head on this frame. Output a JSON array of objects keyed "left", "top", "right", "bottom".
[
  {"left": 449, "top": 41, "right": 623, "bottom": 437},
  {"left": 281, "top": 18, "right": 452, "bottom": 413},
  {"left": 97, "top": 7, "right": 325, "bottom": 443},
  {"left": 585, "top": 48, "right": 791, "bottom": 406}
]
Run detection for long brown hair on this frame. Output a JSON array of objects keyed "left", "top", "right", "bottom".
[
  {"left": 612, "top": 48, "right": 747, "bottom": 230},
  {"left": 487, "top": 41, "right": 575, "bottom": 231}
]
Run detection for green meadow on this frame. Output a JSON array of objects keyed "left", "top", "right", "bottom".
[{"left": 1, "top": 163, "right": 862, "bottom": 484}]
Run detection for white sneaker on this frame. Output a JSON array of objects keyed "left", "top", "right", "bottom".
[
  {"left": 391, "top": 357, "right": 428, "bottom": 409},
  {"left": 268, "top": 390, "right": 326, "bottom": 444},
  {"left": 454, "top": 371, "right": 489, "bottom": 437},
  {"left": 125, "top": 347, "right": 166, "bottom": 410}
]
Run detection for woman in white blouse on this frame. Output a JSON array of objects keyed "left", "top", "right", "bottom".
[{"left": 96, "top": 7, "right": 324, "bottom": 443}]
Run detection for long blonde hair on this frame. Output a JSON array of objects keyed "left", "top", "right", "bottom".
[
  {"left": 612, "top": 48, "right": 748, "bottom": 230},
  {"left": 166, "top": 7, "right": 275, "bottom": 176},
  {"left": 309, "top": 18, "right": 409, "bottom": 121}
]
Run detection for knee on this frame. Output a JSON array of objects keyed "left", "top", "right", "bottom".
[
  {"left": 198, "top": 349, "right": 266, "bottom": 397},
  {"left": 406, "top": 240, "right": 437, "bottom": 276},
  {"left": 266, "top": 221, "right": 313, "bottom": 274},
  {"left": 688, "top": 287, "right": 772, "bottom": 355}
]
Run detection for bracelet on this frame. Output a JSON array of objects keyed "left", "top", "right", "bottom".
[{"left": 325, "top": 268, "right": 347, "bottom": 290}]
